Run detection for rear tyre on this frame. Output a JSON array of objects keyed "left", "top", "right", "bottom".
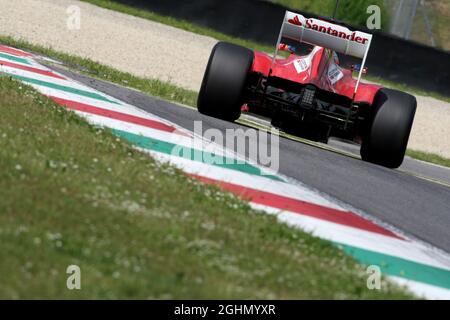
[
  {"left": 361, "top": 88, "right": 416, "bottom": 168},
  {"left": 197, "top": 42, "right": 254, "bottom": 121}
]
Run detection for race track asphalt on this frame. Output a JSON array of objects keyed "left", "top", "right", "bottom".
[{"left": 51, "top": 65, "right": 450, "bottom": 254}]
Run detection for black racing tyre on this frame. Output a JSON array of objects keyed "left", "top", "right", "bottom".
[
  {"left": 197, "top": 42, "right": 254, "bottom": 121},
  {"left": 361, "top": 88, "right": 417, "bottom": 168}
]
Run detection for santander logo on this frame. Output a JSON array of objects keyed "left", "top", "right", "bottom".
[
  {"left": 288, "top": 15, "right": 302, "bottom": 26},
  {"left": 287, "top": 15, "right": 369, "bottom": 45}
]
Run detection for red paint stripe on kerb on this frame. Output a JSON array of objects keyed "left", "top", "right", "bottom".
[
  {"left": 50, "top": 96, "right": 181, "bottom": 134},
  {"left": 0, "top": 45, "right": 33, "bottom": 57},
  {"left": 192, "top": 174, "right": 404, "bottom": 240},
  {"left": 0, "top": 60, "right": 66, "bottom": 80}
]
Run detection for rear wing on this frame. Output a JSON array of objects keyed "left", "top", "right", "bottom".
[{"left": 272, "top": 11, "right": 373, "bottom": 98}]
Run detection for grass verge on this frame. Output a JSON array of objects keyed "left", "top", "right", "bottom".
[
  {"left": 406, "top": 150, "right": 450, "bottom": 168},
  {"left": 0, "top": 75, "right": 412, "bottom": 298},
  {"left": 79, "top": 0, "right": 450, "bottom": 103},
  {"left": 1, "top": 35, "right": 449, "bottom": 169}
]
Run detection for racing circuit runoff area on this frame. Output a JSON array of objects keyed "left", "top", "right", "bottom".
[{"left": 0, "top": 0, "right": 450, "bottom": 302}]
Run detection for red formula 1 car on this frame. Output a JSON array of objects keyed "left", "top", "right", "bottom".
[{"left": 197, "top": 11, "right": 417, "bottom": 168}]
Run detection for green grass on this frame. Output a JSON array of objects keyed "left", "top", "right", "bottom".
[
  {"left": 0, "top": 75, "right": 413, "bottom": 299},
  {"left": 407, "top": 150, "right": 450, "bottom": 168},
  {"left": 429, "top": 1, "right": 450, "bottom": 51},
  {"left": 386, "top": 0, "right": 450, "bottom": 51}
]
